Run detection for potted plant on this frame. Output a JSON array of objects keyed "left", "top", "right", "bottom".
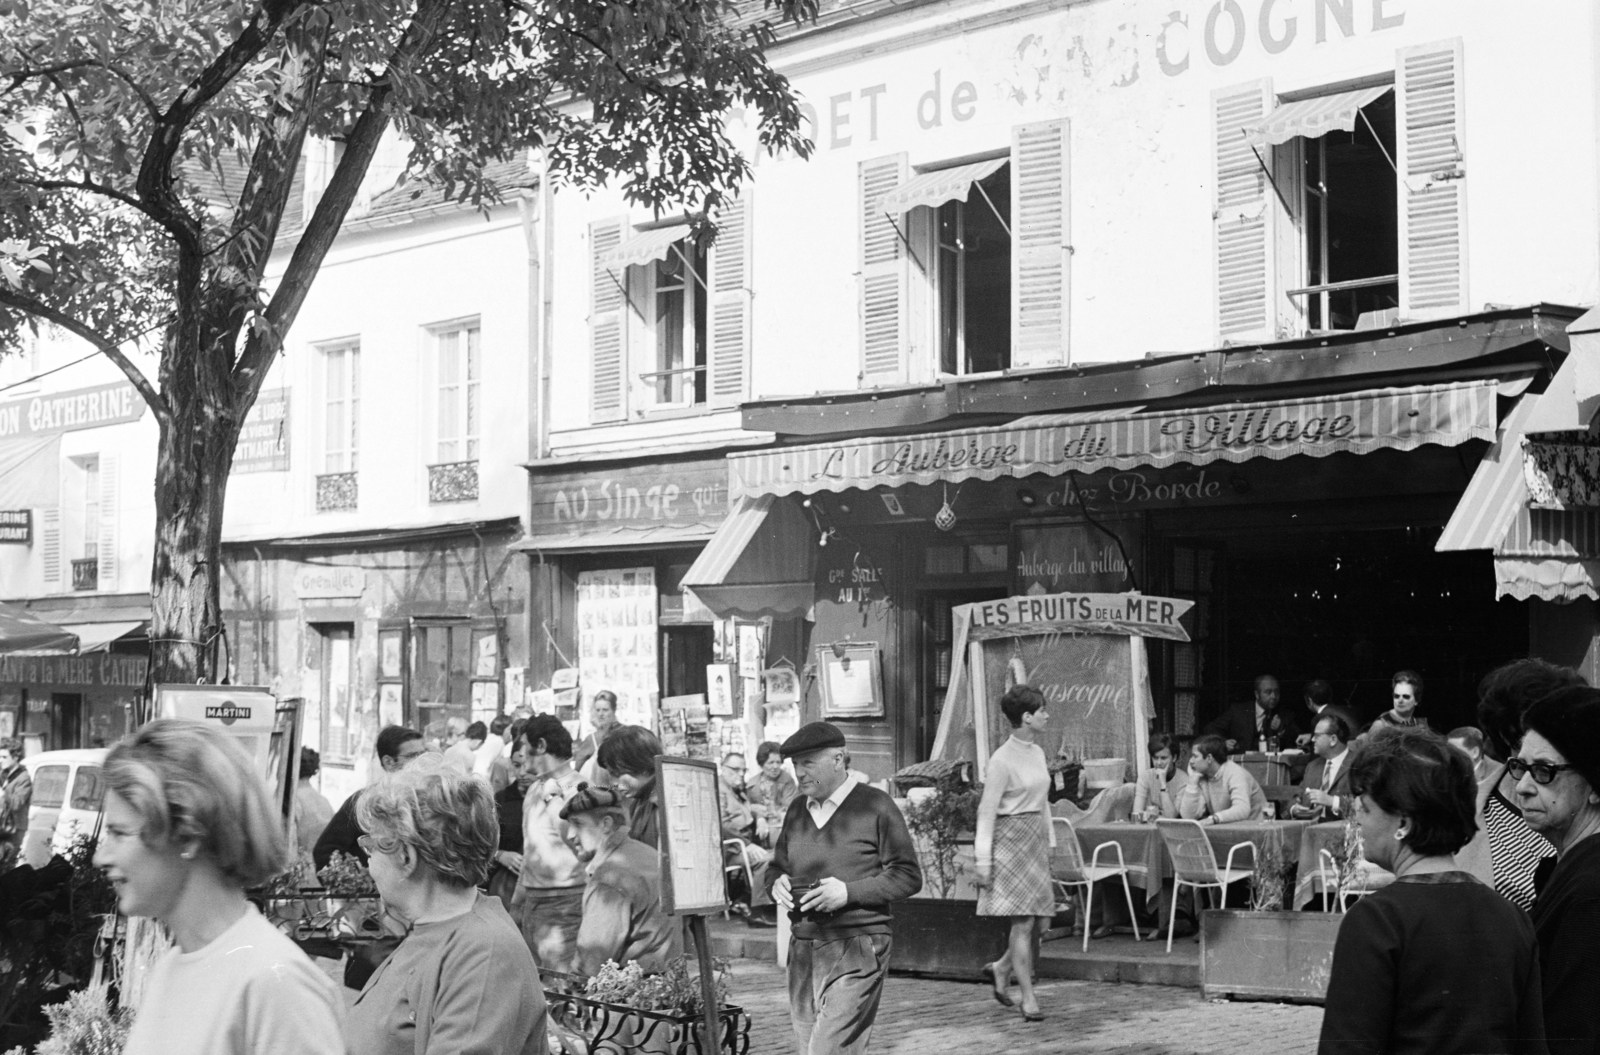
[
  {"left": 893, "top": 768, "right": 1009, "bottom": 979},
  {"left": 1, "top": 985, "right": 129, "bottom": 1055},
  {"left": 1199, "top": 827, "right": 1356, "bottom": 1004},
  {"left": 543, "top": 958, "right": 750, "bottom": 1055}
]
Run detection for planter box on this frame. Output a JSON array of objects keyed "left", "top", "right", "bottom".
[
  {"left": 888, "top": 898, "right": 1010, "bottom": 980},
  {"left": 544, "top": 988, "right": 749, "bottom": 1055},
  {"left": 1200, "top": 909, "right": 1343, "bottom": 1004}
]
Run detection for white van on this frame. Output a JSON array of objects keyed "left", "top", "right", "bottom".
[{"left": 20, "top": 748, "right": 107, "bottom": 868}]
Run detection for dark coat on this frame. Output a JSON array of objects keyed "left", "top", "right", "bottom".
[
  {"left": 1204, "top": 702, "right": 1304, "bottom": 749},
  {"left": 1299, "top": 753, "right": 1355, "bottom": 817},
  {"left": 1531, "top": 833, "right": 1600, "bottom": 1055}
]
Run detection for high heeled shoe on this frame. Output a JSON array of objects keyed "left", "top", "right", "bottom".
[{"left": 980, "top": 962, "right": 1014, "bottom": 1007}]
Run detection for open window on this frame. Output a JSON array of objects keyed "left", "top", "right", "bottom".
[
  {"left": 1259, "top": 85, "right": 1399, "bottom": 332},
  {"left": 638, "top": 237, "right": 709, "bottom": 407}
]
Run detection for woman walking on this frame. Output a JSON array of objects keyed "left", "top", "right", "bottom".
[
  {"left": 95, "top": 719, "right": 345, "bottom": 1055},
  {"left": 1319, "top": 726, "right": 1545, "bottom": 1055},
  {"left": 1515, "top": 686, "right": 1600, "bottom": 1055},
  {"left": 973, "top": 684, "right": 1055, "bottom": 1022}
]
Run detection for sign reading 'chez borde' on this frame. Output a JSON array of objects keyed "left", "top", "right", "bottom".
[
  {"left": 0, "top": 381, "right": 147, "bottom": 439},
  {"left": 727, "top": 381, "right": 1497, "bottom": 498}
]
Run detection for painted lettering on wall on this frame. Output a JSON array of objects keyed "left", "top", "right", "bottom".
[
  {"left": 0, "top": 382, "right": 146, "bottom": 439},
  {"left": 795, "top": 70, "right": 980, "bottom": 153},
  {"left": 0, "top": 654, "right": 149, "bottom": 688},
  {"left": 1156, "top": 0, "right": 1405, "bottom": 75},
  {"left": 552, "top": 479, "right": 728, "bottom": 523}
]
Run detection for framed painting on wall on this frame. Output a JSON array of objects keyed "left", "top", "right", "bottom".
[{"left": 817, "top": 642, "right": 883, "bottom": 719}]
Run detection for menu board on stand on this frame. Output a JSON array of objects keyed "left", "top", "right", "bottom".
[{"left": 655, "top": 756, "right": 729, "bottom": 1053}]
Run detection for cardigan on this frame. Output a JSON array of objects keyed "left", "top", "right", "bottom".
[
  {"left": 1530, "top": 833, "right": 1600, "bottom": 1055},
  {"left": 1319, "top": 872, "right": 1546, "bottom": 1055},
  {"left": 770, "top": 782, "right": 922, "bottom": 940}
]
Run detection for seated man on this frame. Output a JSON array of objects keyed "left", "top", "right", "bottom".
[
  {"left": 562, "top": 785, "right": 682, "bottom": 976},
  {"left": 1204, "top": 674, "right": 1304, "bottom": 753},
  {"left": 1294, "top": 715, "right": 1354, "bottom": 819},
  {"left": 1448, "top": 726, "right": 1491, "bottom": 785},
  {"left": 720, "top": 752, "right": 776, "bottom": 926},
  {"left": 1175, "top": 735, "right": 1268, "bottom": 825}
]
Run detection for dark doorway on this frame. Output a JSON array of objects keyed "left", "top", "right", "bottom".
[
  {"left": 919, "top": 587, "right": 1009, "bottom": 759},
  {"left": 1214, "top": 525, "right": 1523, "bottom": 734},
  {"left": 661, "top": 625, "right": 714, "bottom": 699},
  {"left": 51, "top": 693, "right": 83, "bottom": 751}
]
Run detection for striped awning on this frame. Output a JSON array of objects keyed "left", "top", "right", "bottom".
[
  {"left": 55, "top": 621, "right": 146, "bottom": 654},
  {"left": 1436, "top": 393, "right": 1540, "bottom": 552},
  {"left": 1495, "top": 558, "right": 1600, "bottom": 602},
  {"left": 730, "top": 380, "right": 1498, "bottom": 499},
  {"left": 598, "top": 224, "right": 691, "bottom": 271},
  {"left": 878, "top": 159, "right": 1007, "bottom": 215},
  {"left": 679, "top": 495, "right": 816, "bottom": 619},
  {"left": 0, "top": 601, "right": 78, "bottom": 655},
  {"left": 1244, "top": 85, "right": 1392, "bottom": 147}
]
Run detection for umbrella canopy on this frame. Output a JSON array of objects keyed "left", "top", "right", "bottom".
[{"left": 0, "top": 601, "right": 80, "bottom": 654}]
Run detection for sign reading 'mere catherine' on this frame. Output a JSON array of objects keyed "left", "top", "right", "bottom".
[{"left": 0, "top": 382, "right": 147, "bottom": 439}]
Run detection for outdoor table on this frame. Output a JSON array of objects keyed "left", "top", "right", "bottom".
[
  {"left": 1070, "top": 819, "right": 1312, "bottom": 912},
  {"left": 1233, "top": 752, "right": 1301, "bottom": 787},
  {"left": 1291, "top": 820, "right": 1395, "bottom": 910}
]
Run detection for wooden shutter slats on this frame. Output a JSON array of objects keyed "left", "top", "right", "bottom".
[
  {"left": 1213, "top": 80, "right": 1274, "bottom": 342},
  {"left": 589, "top": 220, "right": 626, "bottom": 423},
  {"left": 41, "top": 506, "right": 60, "bottom": 586},
  {"left": 1012, "top": 119, "right": 1070, "bottom": 368},
  {"left": 1398, "top": 39, "right": 1467, "bottom": 318},
  {"left": 97, "top": 453, "right": 117, "bottom": 589},
  {"left": 859, "top": 155, "right": 908, "bottom": 385},
  {"left": 709, "top": 194, "right": 752, "bottom": 407}
]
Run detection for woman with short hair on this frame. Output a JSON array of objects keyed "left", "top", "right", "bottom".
[
  {"left": 1319, "top": 726, "right": 1546, "bottom": 1055},
  {"left": 345, "top": 755, "right": 547, "bottom": 1055},
  {"left": 974, "top": 684, "right": 1055, "bottom": 1022},
  {"left": 1516, "top": 686, "right": 1600, "bottom": 1055},
  {"left": 595, "top": 724, "right": 665, "bottom": 848},
  {"left": 94, "top": 719, "right": 345, "bottom": 1055}
]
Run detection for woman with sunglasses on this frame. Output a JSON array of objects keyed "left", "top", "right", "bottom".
[
  {"left": 1319, "top": 726, "right": 1545, "bottom": 1055},
  {"left": 1516, "top": 687, "right": 1600, "bottom": 1055},
  {"left": 346, "top": 755, "right": 547, "bottom": 1055}
]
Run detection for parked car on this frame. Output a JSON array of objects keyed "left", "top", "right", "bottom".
[{"left": 20, "top": 748, "right": 107, "bottom": 868}]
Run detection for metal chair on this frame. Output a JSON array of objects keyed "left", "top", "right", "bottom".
[
  {"left": 1318, "top": 848, "right": 1393, "bottom": 912},
  {"left": 1154, "top": 818, "right": 1255, "bottom": 952},
  {"left": 1050, "top": 818, "right": 1143, "bottom": 952},
  {"left": 723, "top": 838, "right": 757, "bottom": 919}
]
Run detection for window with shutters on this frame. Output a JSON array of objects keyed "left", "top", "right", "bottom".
[
  {"left": 921, "top": 163, "right": 1012, "bottom": 376},
  {"left": 1273, "top": 87, "right": 1399, "bottom": 332},
  {"left": 635, "top": 241, "right": 708, "bottom": 408}
]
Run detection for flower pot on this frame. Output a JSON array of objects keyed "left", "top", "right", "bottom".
[
  {"left": 888, "top": 898, "right": 1011, "bottom": 980},
  {"left": 1199, "top": 909, "right": 1343, "bottom": 1004}
]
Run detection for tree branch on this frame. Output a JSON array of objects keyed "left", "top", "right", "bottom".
[
  {"left": 0, "top": 288, "right": 171, "bottom": 422},
  {"left": 16, "top": 176, "right": 156, "bottom": 218}
]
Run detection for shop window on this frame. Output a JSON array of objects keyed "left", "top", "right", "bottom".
[
  {"left": 1169, "top": 543, "right": 1222, "bottom": 735},
  {"left": 433, "top": 321, "right": 481, "bottom": 464},
  {"left": 65, "top": 453, "right": 113, "bottom": 591},
  {"left": 635, "top": 241, "right": 708, "bottom": 408},
  {"left": 921, "top": 163, "right": 1012, "bottom": 376},
  {"left": 1276, "top": 89, "right": 1399, "bottom": 332},
  {"left": 69, "top": 765, "right": 103, "bottom": 810},
  {"left": 317, "top": 624, "right": 357, "bottom": 763},
  {"left": 412, "top": 621, "right": 472, "bottom": 735}
]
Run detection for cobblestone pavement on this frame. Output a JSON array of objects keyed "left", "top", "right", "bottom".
[{"left": 724, "top": 961, "right": 1323, "bottom": 1055}]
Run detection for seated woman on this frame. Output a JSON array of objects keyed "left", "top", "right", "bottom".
[
  {"left": 561, "top": 785, "right": 682, "bottom": 976},
  {"left": 345, "top": 756, "right": 547, "bottom": 1055},
  {"left": 1133, "top": 734, "right": 1184, "bottom": 822},
  {"left": 747, "top": 741, "right": 798, "bottom": 830},
  {"left": 95, "top": 719, "right": 345, "bottom": 1055},
  {"left": 1319, "top": 726, "right": 1545, "bottom": 1055},
  {"left": 596, "top": 725, "right": 665, "bottom": 848}
]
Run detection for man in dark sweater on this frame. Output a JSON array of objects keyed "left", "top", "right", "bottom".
[
  {"left": 768, "top": 722, "right": 921, "bottom": 1055},
  {"left": 312, "top": 725, "right": 427, "bottom": 870}
]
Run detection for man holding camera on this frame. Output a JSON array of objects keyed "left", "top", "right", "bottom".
[{"left": 769, "top": 722, "right": 922, "bottom": 1055}]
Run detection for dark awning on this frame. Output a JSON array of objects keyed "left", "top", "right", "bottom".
[
  {"left": 0, "top": 601, "right": 79, "bottom": 654},
  {"left": 679, "top": 495, "right": 816, "bottom": 619}
]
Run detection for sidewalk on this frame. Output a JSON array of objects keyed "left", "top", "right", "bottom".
[{"left": 723, "top": 959, "right": 1323, "bottom": 1055}]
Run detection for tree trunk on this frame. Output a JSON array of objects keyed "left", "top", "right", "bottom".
[{"left": 146, "top": 357, "right": 242, "bottom": 702}]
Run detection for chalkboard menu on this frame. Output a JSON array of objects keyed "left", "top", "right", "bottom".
[
  {"left": 655, "top": 756, "right": 729, "bottom": 915},
  {"left": 975, "top": 632, "right": 1138, "bottom": 769}
]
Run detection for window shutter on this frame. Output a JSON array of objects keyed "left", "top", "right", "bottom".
[
  {"left": 859, "top": 154, "right": 908, "bottom": 386},
  {"left": 97, "top": 453, "right": 118, "bottom": 590},
  {"left": 1212, "top": 80, "right": 1275, "bottom": 343},
  {"left": 41, "top": 506, "right": 60, "bottom": 587},
  {"left": 1398, "top": 39, "right": 1467, "bottom": 319},
  {"left": 589, "top": 219, "right": 627, "bottom": 424},
  {"left": 709, "top": 192, "right": 753, "bottom": 408},
  {"left": 1011, "top": 119, "right": 1071, "bottom": 369}
]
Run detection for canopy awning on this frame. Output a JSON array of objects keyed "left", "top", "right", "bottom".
[
  {"left": 55, "top": 620, "right": 146, "bottom": 654},
  {"left": 679, "top": 495, "right": 816, "bottom": 619},
  {"left": 1495, "top": 558, "right": 1600, "bottom": 603},
  {"left": 1436, "top": 393, "right": 1540, "bottom": 552},
  {"left": 1244, "top": 85, "right": 1392, "bottom": 147},
  {"left": 598, "top": 224, "right": 692, "bottom": 271},
  {"left": 0, "top": 601, "right": 79, "bottom": 655},
  {"left": 879, "top": 159, "right": 1007, "bottom": 215},
  {"left": 730, "top": 379, "right": 1498, "bottom": 499}
]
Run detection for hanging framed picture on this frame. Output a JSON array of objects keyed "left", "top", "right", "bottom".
[{"left": 817, "top": 642, "right": 883, "bottom": 719}]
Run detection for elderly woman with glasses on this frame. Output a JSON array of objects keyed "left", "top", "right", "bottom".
[
  {"left": 1515, "top": 686, "right": 1600, "bottom": 1055},
  {"left": 345, "top": 755, "right": 547, "bottom": 1055},
  {"left": 93, "top": 719, "right": 345, "bottom": 1055},
  {"left": 1319, "top": 726, "right": 1546, "bottom": 1055}
]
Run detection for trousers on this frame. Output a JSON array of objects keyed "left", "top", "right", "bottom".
[{"left": 788, "top": 934, "right": 892, "bottom": 1055}]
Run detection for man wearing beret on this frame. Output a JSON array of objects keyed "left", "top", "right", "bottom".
[
  {"left": 560, "top": 784, "right": 681, "bottom": 976},
  {"left": 769, "top": 722, "right": 922, "bottom": 1055}
]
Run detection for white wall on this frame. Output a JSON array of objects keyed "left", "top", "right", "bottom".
[
  {"left": 228, "top": 206, "right": 535, "bottom": 539},
  {"left": 546, "top": 0, "right": 1599, "bottom": 434}
]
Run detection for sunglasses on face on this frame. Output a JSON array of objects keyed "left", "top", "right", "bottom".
[{"left": 1506, "top": 758, "right": 1577, "bottom": 786}]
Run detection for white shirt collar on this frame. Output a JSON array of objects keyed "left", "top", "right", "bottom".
[{"left": 806, "top": 774, "right": 860, "bottom": 826}]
